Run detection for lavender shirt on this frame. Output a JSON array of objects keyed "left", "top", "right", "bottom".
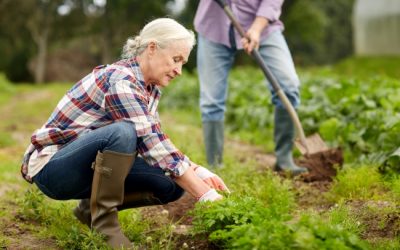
[{"left": 194, "top": 0, "right": 284, "bottom": 49}]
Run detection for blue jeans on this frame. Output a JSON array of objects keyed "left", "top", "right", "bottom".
[
  {"left": 197, "top": 30, "right": 300, "bottom": 122},
  {"left": 33, "top": 122, "right": 184, "bottom": 203}
]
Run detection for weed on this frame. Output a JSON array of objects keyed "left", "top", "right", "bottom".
[
  {"left": 290, "top": 213, "right": 370, "bottom": 250},
  {"left": 119, "top": 209, "right": 147, "bottom": 242},
  {"left": 57, "top": 225, "right": 107, "bottom": 250},
  {"left": 327, "top": 165, "right": 387, "bottom": 202},
  {"left": 370, "top": 237, "right": 400, "bottom": 250},
  {"left": 388, "top": 175, "right": 400, "bottom": 201},
  {"left": 191, "top": 196, "right": 370, "bottom": 249},
  {"left": 0, "top": 236, "right": 7, "bottom": 249},
  {"left": 327, "top": 201, "right": 365, "bottom": 235},
  {"left": 17, "top": 187, "right": 47, "bottom": 222}
]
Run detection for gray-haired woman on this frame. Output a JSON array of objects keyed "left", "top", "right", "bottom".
[{"left": 21, "top": 18, "right": 229, "bottom": 249}]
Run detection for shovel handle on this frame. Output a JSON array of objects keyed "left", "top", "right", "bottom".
[
  {"left": 213, "top": 0, "right": 227, "bottom": 9},
  {"left": 213, "top": 0, "right": 310, "bottom": 154}
]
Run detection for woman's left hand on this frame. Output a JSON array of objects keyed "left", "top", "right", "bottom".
[{"left": 193, "top": 166, "right": 230, "bottom": 193}]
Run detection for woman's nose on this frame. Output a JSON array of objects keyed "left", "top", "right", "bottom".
[{"left": 173, "top": 65, "right": 182, "bottom": 76}]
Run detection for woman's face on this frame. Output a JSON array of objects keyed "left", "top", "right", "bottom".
[{"left": 143, "top": 40, "right": 191, "bottom": 87}]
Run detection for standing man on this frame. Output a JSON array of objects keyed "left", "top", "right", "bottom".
[{"left": 194, "top": 0, "right": 307, "bottom": 175}]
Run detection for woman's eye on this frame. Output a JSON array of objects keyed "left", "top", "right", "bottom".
[{"left": 173, "top": 57, "right": 181, "bottom": 63}]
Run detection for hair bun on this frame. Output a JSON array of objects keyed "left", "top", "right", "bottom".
[{"left": 134, "top": 36, "right": 142, "bottom": 48}]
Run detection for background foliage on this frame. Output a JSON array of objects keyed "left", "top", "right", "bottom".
[{"left": 0, "top": 0, "right": 355, "bottom": 82}]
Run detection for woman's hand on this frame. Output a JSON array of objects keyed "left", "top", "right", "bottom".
[
  {"left": 174, "top": 166, "right": 222, "bottom": 201},
  {"left": 198, "top": 189, "right": 223, "bottom": 202},
  {"left": 193, "top": 166, "right": 230, "bottom": 193}
]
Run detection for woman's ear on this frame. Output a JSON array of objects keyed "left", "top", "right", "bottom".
[{"left": 147, "top": 41, "right": 157, "bottom": 55}]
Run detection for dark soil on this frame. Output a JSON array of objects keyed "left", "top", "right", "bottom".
[
  {"left": 298, "top": 147, "right": 344, "bottom": 182},
  {"left": 162, "top": 192, "right": 197, "bottom": 224},
  {"left": 347, "top": 200, "right": 400, "bottom": 240}
]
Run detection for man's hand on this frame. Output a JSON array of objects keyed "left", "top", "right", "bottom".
[
  {"left": 241, "top": 16, "right": 269, "bottom": 54},
  {"left": 242, "top": 29, "right": 261, "bottom": 54},
  {"left": 193, "top": 166, "right": 230, "bottom": 193}
]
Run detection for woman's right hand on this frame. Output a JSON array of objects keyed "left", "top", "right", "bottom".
[
  {"left": 174, "top": 167, "right": 217, "bottom": 201},
  {"left": 192, "top": 166, "right": 230, "bottom": 193}
]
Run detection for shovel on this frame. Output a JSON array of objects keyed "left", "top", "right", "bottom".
[{"left": 213, "top": 0, "right": 329, "bottom": 156}]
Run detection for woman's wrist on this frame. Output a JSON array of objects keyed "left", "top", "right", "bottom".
[{"left": 174, "top": 166, "right": 211, "bottom": 198}]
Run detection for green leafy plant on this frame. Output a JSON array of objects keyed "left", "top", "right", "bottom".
[
  {"left": 17, "top": 188, "right": 47, "bottom": 222},
  {"left": 327, "top": 165, "right": 386, "bottom": 202},
  {"left": 327, "top": 202, "right": 365, "bottom": 236},
  {"left": 191, "top": 196, "right": 370, "bottom": 249}
]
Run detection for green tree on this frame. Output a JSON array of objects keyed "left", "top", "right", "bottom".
[
  {"left": 0, "top": 0, "right": 171, "bottom": 83},
  {"left": 84, "top": 0, "right": 169, "bottom": 64},
  {"left": 282, "top": 0, "right": 355, "bottom": 65},
  {"left": 0, "top": 0, "right": 84, "bottom": 83},
  {"left": 0, "top": 0, "right": 35, "bottom": 82},
  {"left": 175, "top": 0, "right": 355, "bottom": 67}
]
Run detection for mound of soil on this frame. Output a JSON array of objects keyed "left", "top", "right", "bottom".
[{"left": 298, "top": 148, "right": 344, "bottom": 182}]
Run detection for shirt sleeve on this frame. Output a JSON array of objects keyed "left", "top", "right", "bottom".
[
  {"left": 257, "top": 0, "right": 283, "bottom": 22},
  {"left": 104, "top": 79, "right": 190, "bottom": 177}
]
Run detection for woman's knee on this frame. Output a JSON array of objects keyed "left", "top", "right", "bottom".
[
  {"left": 106, "top": 122, "right": 137, "bottom": 153},
  {"left": 157, "top": 184, "right": 184, "bottom": 204},
  {"left": 154, "top": 178, "right": 184, "bottom": 204}
]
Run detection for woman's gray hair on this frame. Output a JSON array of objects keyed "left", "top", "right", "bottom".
[{"left": 122, "top": 18, "right": 196, "bottom": 59}]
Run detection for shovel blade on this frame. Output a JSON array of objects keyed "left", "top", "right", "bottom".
[{"left": 295, "top": 133, "right": 329, "bottom": 155}]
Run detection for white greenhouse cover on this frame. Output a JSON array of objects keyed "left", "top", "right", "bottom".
[{"left": 354, "top": 0, "right": 400, "bottom": 55}]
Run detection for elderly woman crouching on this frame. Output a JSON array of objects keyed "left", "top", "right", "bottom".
[{"left": 20, "top": 18, "right": 229, "bottom": 249}]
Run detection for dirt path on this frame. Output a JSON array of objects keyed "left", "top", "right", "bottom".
[{"left": 0, "top": 188, "right": 61, "bottom": 250}]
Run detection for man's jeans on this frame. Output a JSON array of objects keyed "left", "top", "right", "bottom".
[
  {"left": 197, "top": 30, "right": 301, "bottom": 122},
  {"left": 33, "top": 122, "right": 184, "bottom": 203}
]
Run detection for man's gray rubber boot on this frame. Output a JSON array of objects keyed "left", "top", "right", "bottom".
[
  {"left": 203, "top": 121, "right": 224, "bottom": 167},
  {"left": 274, "top": 107, "right": 308, "bottom": 176}
]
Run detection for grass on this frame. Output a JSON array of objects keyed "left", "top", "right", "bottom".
[
  {"left": 327, "top": 165, "right": 388, "bottom": 201},
  {"left": 389, "top": 175, "right": 400, "bottom": 200},
  {"left": 327, "top": 202, "right": 365, "bottom": 236}
]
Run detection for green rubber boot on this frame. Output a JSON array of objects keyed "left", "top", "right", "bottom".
[
  {"left": 90, "top": 150, "right": 135, "bottom": 249},
  {"left": 73, "top": 192, "right": 163, "bottom": 228},
  {"left": 274, "top": 107, "right": 308, "bottom": 176},
  {"left": 202, "top": 121, "right": 224, "bottom": 167}
]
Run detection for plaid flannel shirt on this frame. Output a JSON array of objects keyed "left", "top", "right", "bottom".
[{"left": 21, "top": 58, "right": 190, "bottom": 183}]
